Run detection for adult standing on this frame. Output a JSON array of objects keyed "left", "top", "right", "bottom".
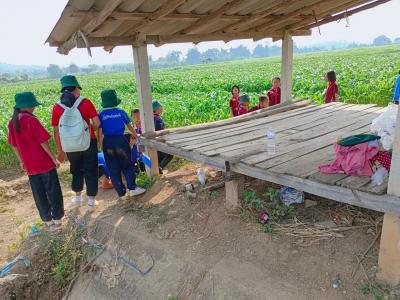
[{"left": 51, "top": 75, "right": 100, "bottom": 206}]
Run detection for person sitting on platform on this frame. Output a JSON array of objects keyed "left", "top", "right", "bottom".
[
  {"left": 229, "top": 85, "right": 240, "bottom": 117},
  {"left": 324, "top": 70, "right": 339, "bottom": 103},
  {"left": 131, "top": 108, "right": 142, "bottom": 135},
  {"left": 153, "top": 100, "right": 174, "bottom": 174},
  {"left": 267, "top": 77, "right": 281, "bottom": 107},
  {"left": 238, "top": 94, "right": 250, "bottom": 116},
  {"left": 250, "top": 95, "right": 269, "bottom": 112}
]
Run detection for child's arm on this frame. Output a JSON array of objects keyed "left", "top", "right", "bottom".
[
  {"left": 98, "top": 127, "right": 103, "bottom": 150},
  {"left": 53, "top": 127, "right": 67, "bottom": 163},
  {"left": 40, "top": 141, "right": 59, "bottom": 167},
  {"left": 126, "top": 123, "right": 138, "bottom": 139},
  {"left": 91, "top": 116, "right": 101, "bottom": 130}
]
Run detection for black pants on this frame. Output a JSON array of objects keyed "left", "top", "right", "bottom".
[
  {"left": 158, "top": 151, "right": 173, "bottom": 170},
  {"left": 67, "top": 139, "right": 98, "bottom": 197},
  {"left": 103, "top": 135, "right": 136, "bottom": 197},
  {"left": 29, "top": 168, "right": 64, "bottom": 222}
]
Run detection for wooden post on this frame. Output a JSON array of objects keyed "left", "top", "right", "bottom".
[
  {"left": 132, "top": 42, "right": 159, "bottom": 176},
  {"left": 378, "top": 105, "right": 400, "bottom": 285},
  {"left": 225, "top": 177, "right": 243, "bottom": 210},
  {"left": 281, "top": 31, "right": 293, "bottom": 103}
]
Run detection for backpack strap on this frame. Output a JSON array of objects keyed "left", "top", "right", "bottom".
[{"left": 57, "top": 96, "right": 85, "bottom": 110}]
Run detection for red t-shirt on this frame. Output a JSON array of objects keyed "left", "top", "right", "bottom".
[
  {"left": 325, "top": 81, "right": 338, "bottom": 103},
  {"left": 8, "top": 113, "right": 55, "bottom": 176},
  {"left": 229, "top": 95, "right": 240, "bottom": 117},
  {"left": 238, "top": 105, "right": 249, "bottom": 116},
  {"left": 51, "top": 98, "right": 98, "bottom": 139},
  {"left": 267, "top": 87, "right": 281, "bottom": 106}
]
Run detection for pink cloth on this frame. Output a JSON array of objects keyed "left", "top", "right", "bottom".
[{"left": 319, "top": 141, "right": 379, "bottom": 176}]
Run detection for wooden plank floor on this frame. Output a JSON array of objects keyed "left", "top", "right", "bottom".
[{"left": 142, "top": 103, "right": 400, "bottom": 214}]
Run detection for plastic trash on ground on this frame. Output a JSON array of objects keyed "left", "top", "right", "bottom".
[
  {"left": 370, "top": 103, "right": 398, "bottom": 150},
  {"left": 371, "top": 166, "right": 388, "bottom": 186},
  {"left": 196, "top": 168, "right": 207, "bottom": 185},
  {"left": 279, "top": 187, "right": 304, "bottom": 206}
]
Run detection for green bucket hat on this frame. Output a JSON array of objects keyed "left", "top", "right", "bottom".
[
  {"left": 60, "top": 75, "right": 82, "bottom": 92},
  {"left": 14, "top": 92, "right": 41, "bottom": 109},
  {"left": 239, "top": 94, "right": 250, "bottom": 104},
  {"left": 152, "top": 100, "right": 162, "bottom": 112},
  {"left": 101, "top": 89, "right": 122, "bottom": 108}
]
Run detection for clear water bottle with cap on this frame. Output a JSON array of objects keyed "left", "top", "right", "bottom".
[{"left": 266, "top": 130, "right": 276, "bottom": 155}]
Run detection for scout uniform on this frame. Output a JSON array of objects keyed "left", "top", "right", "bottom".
[
  {"left": 8, "top": 92, "right": 64, "bottom": 223},
  {"left": 267, "top": 87, "right": 281, "bottom": 106},
  {"left": 325, "top": 81, "right": 339, "bottom": 103},
  {"left": 153, "top": 101, "right": 173, "bottom": 173},
  {"left": 99, "top": 89, "right": 145, "bottom": 198},
  {"left": 229, "top": 94, "right": 240, "bottom": 117},
  {"left": 238, "top": 95, "right": 250, "bottom": 116}
]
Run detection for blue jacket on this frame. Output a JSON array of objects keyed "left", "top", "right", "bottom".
[{"left": 394, "top": 75, "right": 400, "bottom": 103}]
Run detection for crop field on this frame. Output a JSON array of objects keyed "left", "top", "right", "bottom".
[{"left": 1, "top": 45, "right": 399, "bottom": 168}]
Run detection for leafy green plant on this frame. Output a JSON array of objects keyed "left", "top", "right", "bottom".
[{"left": 136, "top": 173, "right": 158, "bottom": 189}]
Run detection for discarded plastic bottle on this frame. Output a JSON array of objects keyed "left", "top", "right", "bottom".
[{"left": 266, "top": 130, "right": 276, "bottom": 155}]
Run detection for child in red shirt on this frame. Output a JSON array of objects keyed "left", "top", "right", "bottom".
[
  {"left": 238, "top": 95, "right": 250, "bottom": 115},
  {"left": 324, "top": 70, "right": 339, "bottom": 103},
  {"left": 8, "top": 92, "right": 64, "bottom": 228},
  {"left": 229, "top": 85, "right": 240, "bottom": 117},
  {"left": 250, "top": 95, "right": 269, "bottom": 112},
  {"left": 267, "top": 77, "right": 281, "bottom": 106}
]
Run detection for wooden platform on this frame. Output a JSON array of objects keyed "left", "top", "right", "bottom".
[{"left": 141, "top": 102, "right": 400, "bottom": 214}]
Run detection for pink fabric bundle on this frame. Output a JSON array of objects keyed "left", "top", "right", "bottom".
[{"left": 319, "top": 141, "right": 379, "bottom": 176}]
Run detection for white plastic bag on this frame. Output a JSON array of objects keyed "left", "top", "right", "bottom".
[
  {"left": 370, "top": 104, "right": 398, "bottom": 150},
  {"left": 196, "top": 168, "right": 207, "bottom": 185},
  {"left": 371, "top": 166, "right": 388, "bottom": 186}
]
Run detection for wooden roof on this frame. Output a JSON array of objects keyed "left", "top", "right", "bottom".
[{"left": 47, "top": 0, "right": 389, "bottom": 54}]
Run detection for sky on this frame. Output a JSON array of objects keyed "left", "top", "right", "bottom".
[{"left": 0, "top": 0, "right": 399, "bottom": 67}]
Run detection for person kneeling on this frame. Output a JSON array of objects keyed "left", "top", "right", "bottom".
[{"left": 98, "top": 89, "right": 146, "bottom": 199}]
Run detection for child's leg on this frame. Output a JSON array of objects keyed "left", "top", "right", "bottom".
[
  {"left": 28, "top": 173, "right": 52, "bottom": 222},
  {"left": 66, "top": 151, "right": 84, "bottom": 194},
  {"left": 82, "top": 140, "right": 99, "bottom": 198},
  {"left": 43, "top": 169, "right": 64, "bottom": 221},
  {"left": 104, "top": 146, "right": 126, "bottom": 197},
  {"left": 118, "top": 141, "right": 136, "bottom": 191}
]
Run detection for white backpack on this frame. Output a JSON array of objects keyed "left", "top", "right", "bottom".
[{"left": 58, "top": 96, "right": 90, "bottom": 152}]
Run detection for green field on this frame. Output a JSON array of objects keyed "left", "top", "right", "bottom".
[{"left": 1, "top": 45, "right": 399, "bottom": 168}]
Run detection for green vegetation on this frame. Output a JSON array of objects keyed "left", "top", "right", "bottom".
[{"left": 1, "top": 45, "right": 399, "bottom": 168}]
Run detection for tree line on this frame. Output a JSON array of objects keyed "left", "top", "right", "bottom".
[{"left": 1, "top": 35, "right": 399, "bottom": 83}]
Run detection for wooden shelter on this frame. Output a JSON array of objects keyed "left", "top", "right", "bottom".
[{"left": 47, "top": 0, "right": 399, "bottom": 285}]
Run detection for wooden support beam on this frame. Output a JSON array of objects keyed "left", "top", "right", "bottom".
[
  {"left": 378, "top": 103, "right": 400, "bottom": 285},
  {"left": 132, "top": 41, "right": 159, "bottom": 176},
  {"left": 180, "top": 0, "right": 248, "bottom": 34},
  {"left": 281, "top": 31, "right": 293, "bottom": 103},
  {"left": 225, "top": 176, "right": 244, "bottom": 210},
  {"left": 57, "top": 0, "right": 123, "bottom": 54},
  {"left": 299, "top": 0, "right": 391, "bottom": 30},
  {"left": 253, "top": 0, "right": 327, "bottom": 32},
  {"left": 74, "top": 30, "right": 311, "bottom": 48},
  {"left": 133, "top": 0, "right": 188, "bottom": 33},
  {"left": 220, "top": 0, "right": 298, "bottom": 33}
]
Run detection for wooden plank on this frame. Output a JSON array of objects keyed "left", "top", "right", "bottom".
[
  {"left": 308, "top": 172, "right": 348, "bottom": 185},
  {"left": 281, "top": 31, "right": 293, "bottom": 103},
  {"left": 378, "top": 214, "right": 400, "bottom": 285},
  {"left": 195, "top": 103, "right": 359, "bottom": 155},
  {"left": 245, "top": 106, "right": 383, "bottom": 166},
  {"left": 226, "top": 106, "right": 381, "bottom": 165},
  {"left": 388, "top": 103, "right": 400, "bottom": 196},
  {"left": 230, "top": 162, "right": 400, "bottom": 215},
  {"left": 140, "top": 137, "right": 226, "bottom": 169},
  {"left": 165, "top": 102, "right": 345, "bottom": 144},
  {"left": 133, "top": 0, "right": 188, "bottom": 33},
  {"left": 336, "top": 175, "right": 372, "bottom": 190},
  {"left": 179, "top": 0, "right": 248, "bottom": 34},
  {"left": 58, "top": 0, "right": 124, "bottom": 54},
  {"left": 133, "top": 42, "right": 159, "bottom": 176}
]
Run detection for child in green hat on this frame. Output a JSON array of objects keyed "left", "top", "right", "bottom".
[
  {"left": 98, "top": 89, "right": 146, "bottom": 199},
  {"left": 52, "top": 75, "right": 101, "bottom": 207},
  {"left": 8, "top": 92, "right": 64, "bottom": 229},
  {"left": 238, "top": 94, "right": 250, "bottom": 116},
  {"left": 152, "top": 100, "right": 173, "bottom": 174}
]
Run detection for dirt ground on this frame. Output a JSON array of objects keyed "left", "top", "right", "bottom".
[{"left": 0, "top": 160, "right": 392, "bottom": 300}]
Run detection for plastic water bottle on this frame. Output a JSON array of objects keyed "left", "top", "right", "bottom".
[{"left": 266, "top": 130, "right": 276, "bottom": 155}]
